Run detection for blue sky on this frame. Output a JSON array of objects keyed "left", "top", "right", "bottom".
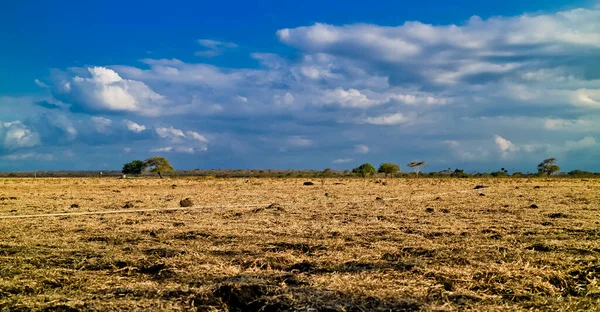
[{"left": 1, "top": 0, "right": 599, "bottom": 172}]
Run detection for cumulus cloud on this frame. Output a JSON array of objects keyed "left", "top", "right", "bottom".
[
  {"left": 287, "top": 136, "right": 312, "bottom": 147},
  {"left": 51, "top": 67, "right": 168, "bottom": 116},
  {"left": 354, "top": 144, "right": 369, "bottom": 154},
  {"left": 34, "top": 79, "right": 49, "bottom": 88},
  {"left": 150, "top": 146, "right": 173, "bottom": 153},
  {"left": 123, "top": 120, "right": 146, "bottom": 133},
  {"left": 565, "top": 136, "right": 597, "bottom": 150},
  {"left": 196, "top": 39, "right": 238, "bottom": 57},
  {"left": 1, "top": 121, "right": 40, "bottom": 149},
  {"left": 3, "top": 152, "right": 53, "bottom": 161},
  {"left": 494, "top": 135, "right": 519, "bottom": 158},
  {"left": 362, "top": 113, "right": 408, "bottom": 125},
  {"left": 320, "top": 88, "right": 378, "bottom": 108},
  {"left": 91, "top": 117, "right": 112, "bottom": 133},
  {"left": 277, "top": 9, "right": 600, "bottom": 86},
  {"left": 155, "top": 126, "right": 208, "bottom": 153},
  {"left": 333, "top": 158, "right": 353, "bottom": 164}
]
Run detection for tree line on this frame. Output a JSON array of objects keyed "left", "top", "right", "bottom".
[{"left": 118, "top": 157, "right": 571, "bottom": 179}]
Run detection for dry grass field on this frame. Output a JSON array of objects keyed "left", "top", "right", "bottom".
[{"left": 0, "top": 177, "right": 599, "bottom": 311}]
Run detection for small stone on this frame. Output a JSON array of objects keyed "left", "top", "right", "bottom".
[
  {"left": 425, "top": 207, "right": 435, "bottom": 213},
  {"left": 529, "top": 204, "right": 539, "bottom": 209},
  {"left": 179, "top": 198, "right": 194, "bottom": 207},
  {"left": 70, "top": 203, "right": 79, "bottom": 208},
  {"left": 303, "top": 181, "right": 314, "bottom": 186},
  {"left": 123, "top": 202, "right": 134, "bottom": 209}
]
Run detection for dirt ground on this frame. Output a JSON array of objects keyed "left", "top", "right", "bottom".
[{"left": 0, "top": 177, "right": 599, "bottom": 311}]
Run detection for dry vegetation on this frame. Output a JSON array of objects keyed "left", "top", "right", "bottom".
[{"left": 0, "top": 177, "right": 599, "bottom": 311}]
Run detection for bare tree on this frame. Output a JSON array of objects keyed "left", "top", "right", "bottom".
[{"left": 407, "top": 161, "right": 426, "bottom": 176}]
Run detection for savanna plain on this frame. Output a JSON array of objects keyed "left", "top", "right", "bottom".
[{"left": 0, "top": 177, "right": 599, "bottom": 311}]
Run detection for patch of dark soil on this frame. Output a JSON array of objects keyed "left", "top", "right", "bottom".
[
  {"left": 0, "top": 244, "right": 21, "bottom": 256},
  {"left": 286, "top": 261, "right": 319, "bottom": 273},
  {"left": 123, "top": 202, "right": 134, "bottom": 209},
  {"left": 263, "top": 242, "right": 327, "bottom": 255},
  {"left": 548, "top": 213, "right": 568, "bottom": 219},
  {"left": 236, "top": 257, "right": 290, "bottom": 271},
  {"left": 526, "top": 243, "right": 555, "bottom": 252},
  {"left": 396, "top": 247, "right": 437, "bottom": 258},
  {"left": 448, "top": 293, "right": 483, "bottom": 305},
  {"left": 425, "top": 207, "right": 434, "bottom": 213},
  {"left": 564, "top": 228, "right": 600, "bottom": 236},
  {"left": 143, "top": 248, "right": 185, "bottom": 258},
  {"left": 541, "top": 221, "right": 553, "bottom": 226},
  {"left": 174, "top": 231, "right": 213, "bottom": 240},
  {"left": 481, "top": 228, "right": 498, "bottom": 234},
  {"left": 252, "top": 203, "right": 285, "bottom": 213},
  {"left": 41, "top": 304, "right": 82, "bottom": 312},
  {"left": 490, "top": 234, "right": 503, "bottom": 240},
  {"left": 137, "top": 262, "right": 174, "bottom": 279},
  {"left": 212, "top": 283, "right": 289, "bottom": 312},
  {"left": 424, "top": 232, "right": 453, "bottom": 239}
]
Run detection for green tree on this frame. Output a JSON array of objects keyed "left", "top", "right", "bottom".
[
  {"left": 321, "top": 168, "right": 334, "bottom": 178},
  {"left": 144, "top": 157, "right": 175, "bottom": 179},
  {"left": 407, "top": 161, "right": 426, "bottom": 176},
  {"left": 537, "top": 158, "right": 560, "bottom": 176},
  {"left": 352, "top": 163, "right": 376, "bottom": 178},
  {"left": 378, "top": 163, "right": 401, "bottom": 178},
  {"left": 122, "top": 160, "right": 144, "bottom": 175}
]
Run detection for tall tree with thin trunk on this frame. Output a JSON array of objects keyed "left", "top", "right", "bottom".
[{"left": 407, "top": 161, "right": 426, "bottom": 176}]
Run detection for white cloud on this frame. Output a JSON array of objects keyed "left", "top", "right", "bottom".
[
  {"left": 572, "top": 89, "right": 600, "bottom": 107},
  {"left": 333, "top": 158, "right": 353, "bottom": 164},
  {"left": 354, "top": 144, "right": 369, "bottom": 154},
  {"left": 91, "top": 117, "right": 112, "bottom": 133},
  {"left": 2, "top": 121, "right": 40, "bottom": 149},
  {"left": 150, "top": 146, "right": 173, "bottom": 153},
  {"left": 34, "top": 79, "right": 49, "bottom": 88},
  {"left": 274, "top": 93, "right": 295, "bottom": 106},
  {"left": 565, "top": 136, "right": 597, "bottom": 150},
  {"left": 156, "top": 127, "right": 186, "bottom": 141},
  {"left": 196, "top": 39, "right": 238, "bottom": 57},
  {"left": 186, "top": 131, "right": 208, "bottom": 143},
  {"left": 278, "top": 8, "right": 600, "bottom": 87},
  {"left": 2, "top": 153, "right": 53, "bottom": 161},
  {"left": 57, "top": 67, "right": 168, "bottom": 116},
  {"left": 494, "top": 135, "right": 519, "bottom": 158},
  {"left": 287, "top": 136, "right": 312, "bottom": 147},
  {"left": 320, "top": 88, "right": 378, "bottom": 108},
  {"left": 123, "top": 120, "right": 146, "bottom": 133},
  {"left": 123, "top": 147, "right": 132, "bottom": 153},
  {"left": 155, "top": 126, "right": 208, "bottom": 153},
  {"left": 363, "top": 113, "right": 408, "bottom": 125}
]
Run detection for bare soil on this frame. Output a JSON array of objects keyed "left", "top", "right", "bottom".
[{"left": 0, "top": 177, "right": 599, "bottom": 311}]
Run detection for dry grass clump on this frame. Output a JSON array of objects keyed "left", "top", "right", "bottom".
[{"left": 0, "top": 177, "right": 599, "bottom": 311}]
